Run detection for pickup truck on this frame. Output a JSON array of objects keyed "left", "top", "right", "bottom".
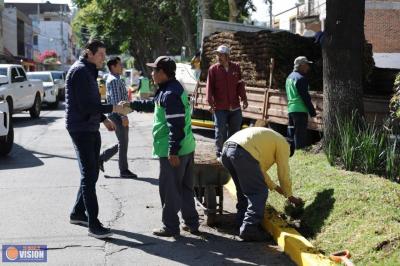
[
  {"left": 50, "top": 71, "right": 66, "bottom": 100},
  {"left": 0, "top": 64, "right": 44, "bottom": 118},
  {"left": 0, "top": 96, "right": 13, "bottom": 156},
  {"left": 27, "top": 71, "right": 59, "bottom": 109}
]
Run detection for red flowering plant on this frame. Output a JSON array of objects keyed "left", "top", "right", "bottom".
[{"left": 39, "top": 50, "right": 58, "bottom": 64}]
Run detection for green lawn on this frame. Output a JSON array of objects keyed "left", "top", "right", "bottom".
[{"left": 267, "top": 150, "right": 400, "bottom": 265}]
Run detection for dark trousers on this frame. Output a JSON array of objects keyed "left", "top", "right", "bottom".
[
  {"left": 99, "top": 113, "right": 129, "bottom": 172},
  {"left": 288, "top": 112, "right": 308, "bottom": 149},
  {"left": 69, "top": 131, "right": 101, "bottom": 229},
  {"left": 221, "top": 142, "right": 269, "bottom": 235},
  {"left": 214, "top": 109, "right": 242, "bottom": 157},
  {"left": 159, "top": 152, "right": 199, "bottom": 234}
]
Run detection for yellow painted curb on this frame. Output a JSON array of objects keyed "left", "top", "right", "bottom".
[
  {"left": 225, "top": 179, "right": 337, "bottom": 266},
  {"left": 191, "top": 119, "right": 215, "bottom": 129}
]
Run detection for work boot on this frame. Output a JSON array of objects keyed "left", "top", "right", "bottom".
[
  {"left": 181, "top": 224, "right": 201, "bottom": 235},
  {"left": 239, "top": 225, "right": 272, "bottom": 242},
  {"left": 152, "top": 228, "right": 179, "bottom": 237}
]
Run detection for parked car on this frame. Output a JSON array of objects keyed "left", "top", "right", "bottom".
[
  {"left": 27, "top": 71, "right": 59, "bottom": 109},
  {"left": 0, "top": 64, "right": 43, "bottom": 118},
  {"left": 0, "top": 96, "right": 13, "bottom": 156},
  {"left": 50, "top": 71, "right": 66, "bottom": 100}
]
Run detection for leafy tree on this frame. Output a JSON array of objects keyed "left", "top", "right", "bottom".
[{"left": 72, "top": 0, "right": 255, "bottom": 73}]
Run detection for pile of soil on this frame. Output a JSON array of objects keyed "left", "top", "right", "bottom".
[{"left": 201, "top": 30, "right": 374, "bottom": 91}]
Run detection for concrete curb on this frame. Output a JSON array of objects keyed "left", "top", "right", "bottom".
[
  {"left": 225, "top": 179, "right": 337, "bottom": 266},
  {"left": 191, "top": 119, "right": 215, "bottom": 129}
]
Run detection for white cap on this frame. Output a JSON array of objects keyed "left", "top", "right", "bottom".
[
  {"left": 215, "top": 45, "right": 230, "bottom": 54},
  {"left": 294, "top": 56, "right": 313, "bottom": 66}
]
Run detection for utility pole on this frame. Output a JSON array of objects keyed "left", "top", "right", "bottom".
[
  {"left": 60, "top": 4, "right": 64, "bottom": 67},
  {"left": 267, "top": 0, "right": 273, "bottom": 28}
]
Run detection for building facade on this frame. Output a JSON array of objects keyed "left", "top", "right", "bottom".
[
  {"left": 4, "top": 1, "right": 75, "bottom": 70},
  {"left": 274, "top": 0, "right": 400, "bottom": 68}
]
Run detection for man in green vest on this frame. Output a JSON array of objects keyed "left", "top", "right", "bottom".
[
  {"left": 126, "top": 56, "right": 199, "bottom": 237},
  {"left": 285, "top": 56, "right": 316, "bottom": 149}
]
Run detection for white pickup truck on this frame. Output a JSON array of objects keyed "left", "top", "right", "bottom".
[
  {"left": 0, "top": 97, "right": 13, "bottom": 156},
  {"left": 0, "top": 64, "right": 44, "bottom": 118}
]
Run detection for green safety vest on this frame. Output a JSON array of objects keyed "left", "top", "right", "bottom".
[{"left": 152, "top": 90, "right": 196, "bottom": 157}]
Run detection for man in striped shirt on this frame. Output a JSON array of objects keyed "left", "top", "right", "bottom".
[{"left": 99, "top": 57, "right": 137, "bottom": 178}]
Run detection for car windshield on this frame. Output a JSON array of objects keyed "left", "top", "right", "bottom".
[
  {"left": 0, "top": 68, "right": 7, "bottom": 76},
  {"left": 27, "top": 74, "right": 52, "bottom": 82},
  {"left": 51, "top": 72, "right": 63, "bottom": 80}
]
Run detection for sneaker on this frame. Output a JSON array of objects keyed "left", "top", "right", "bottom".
[
  {"left": 152, "top": 228, "right": 179, "bottom": 237},
  {"left": 120, "top": 169, "right": 138, "bottom": 179},
  {"left": 88, "top": 225, "right": 113, "bottom": 239},
  {"left": 181, "top": 224, "right": 201, "bottom": 235},
  {"left": 70, "top": 214, "right": 89, "bottom": 227},
  {"left": 99, "top": 159, "right": 105, "bottom": 172}
]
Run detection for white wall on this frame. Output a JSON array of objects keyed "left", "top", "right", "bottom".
[
  {"left": 274, "top": 7, "right": 302, "bottom": 34},
  {"left": 2, "top": 8, "right": 17, "bottom": 55},
  {"left": 38, "top": 20, "right": 72, "bottom": 64},
  {"left": 0, "top": 0, "right": 4, "bottom": 54}
]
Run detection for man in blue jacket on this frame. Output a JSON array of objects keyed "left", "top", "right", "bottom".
[
  {"left": 285, "top": 56, "right": 317, "bottom": 149},
  {"left": 66, "top": 39, "right": 127, "bottom": 239},
  {"left": 127, "top": 56, "right": 199, "bottom": 237}
]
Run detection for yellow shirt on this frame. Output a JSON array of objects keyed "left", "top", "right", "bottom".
[{"left": 227, "top": 127, "right": 293, "bottom": 197}]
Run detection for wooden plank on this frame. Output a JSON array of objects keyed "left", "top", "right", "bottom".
[{"left": 194, "top": 83, "right": 390, "bottom": 132}]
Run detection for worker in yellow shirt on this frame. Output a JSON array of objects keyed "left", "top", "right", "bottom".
[{"left": 221, "top": 127, "right": 303, "bottom": 241}]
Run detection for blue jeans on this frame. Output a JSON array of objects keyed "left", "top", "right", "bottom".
[
  {"left": 214, "top": 109, "right": 242, "bottom": 157},
  {"left": 69, "top": 131, "right": 101, "bottom": 229},
  {"left": 221, "top": 142, "right": 269, "bottom": 235},
  {"left": 288, "top": 112, "right": 308, "bottom": 149},
  {"left": 159, "top": 152, "right": 199, "bottom": 234},
  {"left": 99, "top": 113, "right": 129, "bottom": 172}
]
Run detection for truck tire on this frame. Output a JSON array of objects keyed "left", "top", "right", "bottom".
[
  {"left": 6, "top": 97, "right": 13, "bottom": 117},
  {"left": 0, "top": 122, "right": 13, "bottom": 156},
  {"left": 29, "top": 94, "right": 41, "bottom": 119}
]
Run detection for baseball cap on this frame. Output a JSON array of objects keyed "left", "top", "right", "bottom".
[
  {"left": 215, "top": 45, "right": 230, "bottom": 54},
  {"left": 294, "top": 56, "right": 313, "bottom": 66},
  {"left": 146, "top": 56, "right": 176, "bottom": 75}
]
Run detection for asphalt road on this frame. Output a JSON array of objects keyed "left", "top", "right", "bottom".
[{"left": 0, "top": 103, "right": 294, "bottom": 265}]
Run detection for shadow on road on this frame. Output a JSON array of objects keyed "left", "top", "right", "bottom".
[
  {"left": 192, "top": 127, "right": 215, "bottom": 139},
  {"left": 104, "top": 175, "right": 159, "bottom": 186},
  {"left": 0, "top": 144, "right": 44, "bottom": 170},
  {"left": 12, "top": 116, "right": 61, "bottom": 128},
  {"left": 108, "top": 228, "right": 275, "bottom": 265}
]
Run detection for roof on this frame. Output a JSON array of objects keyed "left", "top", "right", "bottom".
[
  {"left": 0, "top": 64, "right": 24, "bottom": 68},
  {"left": 27, "top": 71, "right": 52, "bottom": 74}
]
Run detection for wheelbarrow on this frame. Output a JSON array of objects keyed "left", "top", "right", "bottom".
[{"left": 193, "top": 163, "right": 231, "bottom": 226}]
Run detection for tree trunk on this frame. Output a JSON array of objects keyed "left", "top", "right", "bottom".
[
  {"left": 322, "top": 0, "right": 365, "bottom": 143},
  {"left": 228, "top": 0, "right": 240, "bottom": 22},
  {"left": 199, "top": 0, "right": 212, "bottom": 19},
  {"left": 178, "top": 0, "right": 196, "bottom": 56}
]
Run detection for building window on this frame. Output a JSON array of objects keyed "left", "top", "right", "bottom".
[
  {"left": 33, "top": 35, "right": 38, "bottom": 45},
  {"left": 17, "top": 19, "right": 25, "bottom": 57},
  {"left": 290, "top": 18, "right": 297, "bottom": 33},
  {"left": 273, "top": 20, "right": 280, "bottom": 29}
]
